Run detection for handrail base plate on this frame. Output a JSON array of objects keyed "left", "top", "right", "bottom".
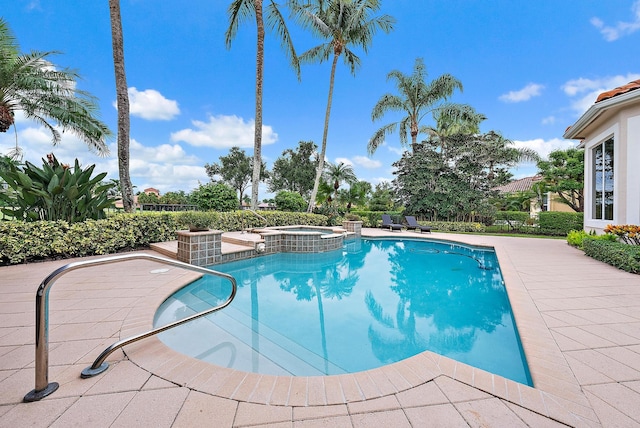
[
  {"left": 24, "top": 382, "right": 59, "bottom": 402},
  {"left": 81, "top": 362, "right": 109, "bottom": 378}
]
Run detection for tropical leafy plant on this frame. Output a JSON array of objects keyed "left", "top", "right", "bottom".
[
  {"left": 604, "top": 224, "right": 640, "bottom": 245},
  {"left": 0, "top": 154, "right": 114, "bottom": 222}
]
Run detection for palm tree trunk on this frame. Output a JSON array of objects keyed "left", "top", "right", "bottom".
[
  {"left": 109, "top": 0, "right": 134, "bottom": 213},
  {"left": 251, "top": 0, "right": 265, "bottom": 211},
  {"left": 307, "top": 53, "right": 339, "bottom": 212}
]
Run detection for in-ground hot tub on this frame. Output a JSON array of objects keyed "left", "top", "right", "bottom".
[{"left": 252, "top": 225, "right": 352, "bottom": 253}]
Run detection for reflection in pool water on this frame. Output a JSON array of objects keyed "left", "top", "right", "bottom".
[{"left": 154, "top": 238, "right": 532, "bottom": 385}]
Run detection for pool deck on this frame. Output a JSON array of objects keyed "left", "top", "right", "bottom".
[{"left": 1, "top": 229, "right": 640, "bottom": 427}]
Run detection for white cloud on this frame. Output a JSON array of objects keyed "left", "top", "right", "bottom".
[
  {"left": 116, "top": 87, "right": 180, "bottom": 121},
  {"left": 0, "top": 123, "right": 208, "bottom": 193},
  {"left": 334, "top": 157, "right": 353, "bottom": 166},
  {"left": 499, "top": 83, "right": 544, "bottom": 103},
  {"left": 541, "top": 116, "right": 556, "bottom": 125},
  {"left": 512, "top": 138, "right": 578, "bottom": 161},
  {"left": 591, "top": 1, "right": 640, "bottom": 41},
  {"left": 562, "top": 73, "right": 640, "bottom": 115},
  {"left": 352, "top": 156, "right": 382, "bottom": 169},
  {"left": 385, "top": 144, "right": 406, "bottom": 156},
  {"left": 170, "top": 114, "right": 278, "bottom": 149},
  {"left": 369, "top": 177, "right": 393, "bottom": 186}
]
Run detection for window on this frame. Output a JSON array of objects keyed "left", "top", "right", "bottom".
[{"left": 592, "top": 137, "right": 614, "bottom": 220}]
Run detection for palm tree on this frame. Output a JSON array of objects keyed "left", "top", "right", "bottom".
[
  {"left": 0, "top": 19, "right": 111, "bottom": 160},
  {"left": 108, "top": 0, "right": 134, "bottom": 212},
  {"left": 226, "top": 0, "right": 300, "bottom": 210},
  {"left": 369, "top": 57, "right": 476, "bottom": 155},
  {"left": 289, "top": 0, "right": 395, "bottom": 212},
  {"left": 477, "top": 131, "right": 540, "bottom": 180},
  {"left": 323, "top": 161, "right": 356, "bottom": 203}
]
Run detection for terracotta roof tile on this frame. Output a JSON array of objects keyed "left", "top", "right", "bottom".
[
  {"left": 493, "top": 175, "right": 542, "bottom": 194},
  {"left": 595, "top": 79, "right": 640, "bottom": 103}
]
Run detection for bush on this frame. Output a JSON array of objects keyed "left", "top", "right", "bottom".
[
  {"left": 494, "top": 211, "right": 530, "bottom": 227},
  {"left": 0, "top": 210, "right": 329, "bottom": 264},
  {"left": 274, "top": 191, "right": 306, "bottom": 212},
  {"left": 427, "top": 221, "right": 486, "bottom": 233},
  {"left": 604, "top": 224, "right": 640, "bottom": 245},
  {"left": 350, "top": 210, "right": 403, "bottom": 227},
  {"left": 0, "top": 154, "right": 114, "bottom": 222},
  {"left": 567, "top": 229, "right": 616, "bottom": 249},
  {"left": 583, "top": 238, "right": 640, "bottom": 273},
  {"left": 538, "top": 212, "right": 583, "bottom": 236},
  {"left": 190, "top": 182, "right": 238, "bottom": 211},
  {"left": 0, "top": 213, "right": 178, "bottom": 264}
]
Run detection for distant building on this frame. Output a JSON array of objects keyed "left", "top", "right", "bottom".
[{"left": 493, "top": 175, "right": 576, "bottom": 215}]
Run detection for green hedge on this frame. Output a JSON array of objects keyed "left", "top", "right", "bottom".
[
  {"left": 0, "top": 210, "right": 328, "bottom": 265},
  {"left": 0, "top": 213, "right": 178, "bottom": 264},
  {"left": 538, "top": 212, "right": 583, "bottom": 235},
  {"left": 350, "top": 210, "right": 404, "bottom": 227},
  {"left": 494, "top": 211, "right": 530, "bottom": 224},
  {"left": 583, "top": 238, "right": 640, "bottom": 273},
  {"left": 426, "top": 221, "right": 486, "bottom": 233}
]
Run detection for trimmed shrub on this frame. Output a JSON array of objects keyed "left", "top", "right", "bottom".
[
  {"left": 274, "top": 191, "right": 306, "bottom": 212},
  {"left": 538, "top": 212, "right": 583, "bottom": 236},
  {"left": 583, "top": 238, "right": 640, "bottom": 273},
  {"left": 427, "top": 221, "right": 486, "bottom": 233},
  {"left": 567, "top": 229, "right": 617, "bottom": 249},
  {"left": 0, "top": 211, "right": 329, "bottom": 265},
  {"left": 350, "top": 210, "right": 403, "bottom": 227}
]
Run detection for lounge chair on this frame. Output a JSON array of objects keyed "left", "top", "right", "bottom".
[
  {"left": 381, "top": 214, "right": 403, "bottom": 231},
  {"left": 405, "top": 216, "right": 432, "bottom": 233}
]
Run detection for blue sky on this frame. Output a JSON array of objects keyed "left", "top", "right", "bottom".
[{"left": 3, "top": 0, "right": 640, "bottom": 197}]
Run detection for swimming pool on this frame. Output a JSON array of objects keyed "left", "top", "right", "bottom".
[{"left": 154, "top": 238, "right": 532, "bottom": 385}]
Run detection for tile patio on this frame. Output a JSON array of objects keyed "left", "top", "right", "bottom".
[{"left": 1, "top": 229, "right": 640, "bottom": 427}]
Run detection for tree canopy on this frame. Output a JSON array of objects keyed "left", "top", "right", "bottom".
[
  {"left": 536, "top": 147, "right": 584, "bottom": 212},
  {"left": 0, "top": 18, "right": 111, "bottom": 159},
  {"left": 268, "top": 140, "right": 318, "bottom": 198},
  {"left": 205, "top": 146, "right": 268, "bottom": 208}
]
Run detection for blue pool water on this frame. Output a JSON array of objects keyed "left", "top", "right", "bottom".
[{"left": 154, "top": 238, "right": 532, "bottom": 385}]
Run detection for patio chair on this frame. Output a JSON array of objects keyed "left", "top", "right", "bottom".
[
  {"left": 381, "top": 214, "right": 403, "bottom": 231},
  {"left": 405, "top": 216, "right": 432, "bottom": 233}
]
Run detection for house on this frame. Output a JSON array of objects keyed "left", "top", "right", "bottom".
[
  {"left": 493, "top": 175, "right": 576, "bottom": 215},
  {"left": 564, "top": 79, "right": 640, "bottom": 233}
]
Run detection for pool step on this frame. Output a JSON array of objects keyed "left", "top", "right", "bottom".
[{"left": 156, "top": 289, "right": 347, "bottom": 376}]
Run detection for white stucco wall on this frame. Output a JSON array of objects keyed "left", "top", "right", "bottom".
[{"left": 627, "top": 115, "right": 640, "bottom": 225}]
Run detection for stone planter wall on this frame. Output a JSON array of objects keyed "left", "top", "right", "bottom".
[
  {"left": 342, "top": 221, "right": 362, "bottom": 237},
  {"left": 176, "top": 229, "right": 222, "bottom": 266}
]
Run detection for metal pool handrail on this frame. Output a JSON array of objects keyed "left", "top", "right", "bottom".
[
  {"left": 23, "top": 253, "right": 237, "bottom": 402},
  {"left": 242, "top": 209, "right": 268, "bottom": 232}
]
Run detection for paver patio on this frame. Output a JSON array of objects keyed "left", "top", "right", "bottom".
[{"left": 1, "top": 229, "right": 640, "bottom": 427}]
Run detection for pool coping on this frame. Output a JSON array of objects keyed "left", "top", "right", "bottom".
[{"left": 118, "top": 230, "right": 597, "bottom": 426}]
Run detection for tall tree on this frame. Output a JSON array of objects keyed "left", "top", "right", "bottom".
[
  {"left": 323, "top": 161, "right": 356, "bottom": 202},
  {"left": 536, "top": 147, "right": 584, "bottom": 212},
  {"left": 205, "top": 146, "right": 268, "bottom": 207},
  {"left": 109, "top": 0, "right": 134, "bottom": 212},
  {"left": 0, "top": 18, "right": 111, "bottom": 160},
  {"left": 268, "top": 140, "right": 319, "bottom": 197},
  {"left": 226, "top": 0, "right": 300, "bottom": 210},
  {"left": 368, "top": 57, "right": 475, "bottom": 155},
  {"left": 289, "top": 0, "right": 395, "bottom": 212}
]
